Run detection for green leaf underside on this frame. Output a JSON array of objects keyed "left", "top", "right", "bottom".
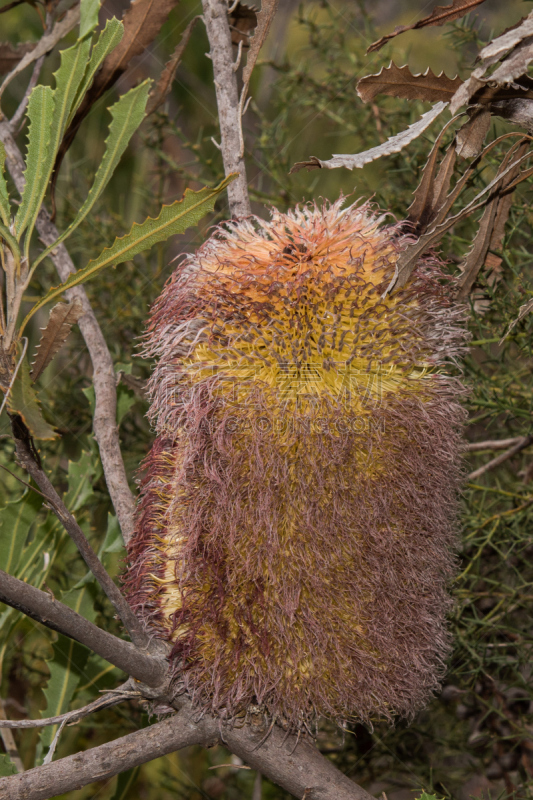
[
  {"left": 0, "top": 754, "right": 17, "bottom": 777},
  {"left": 0, "top": 142, "right": 11, "bottom": 226},
  {"left": 0, "top": 490, "right": 42, "bottom": 575},
  {"left": 7, "top": 358, "right": 57, "bottom": 440},
  {"left": 68, "top": 18, "right": 124, "bottom": 128},
  {"left": 14, "top": 85, "right": 54, "bottom": 240},
  {"left": 39, "top": 587, "right": 96, "bottom": 758},
  {"left": 51, "top": 36, "right": 94, "bottom": 151},
  {"left": 23, "top": 174, "right": 237, "bottom": 328},
  {"left": 37, "top": 80, "right": 151, "bottom": 266},
  {"left": 79, "top": 0, "right": 100, "bottom": 38}
]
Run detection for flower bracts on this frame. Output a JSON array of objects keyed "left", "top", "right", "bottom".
[{"left": 124, "top": 199, "right": 467, "bottom": 728}]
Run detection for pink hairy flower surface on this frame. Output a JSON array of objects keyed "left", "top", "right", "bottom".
[{"left": 124, "top": 198, "right": 468, "bottom": 728}]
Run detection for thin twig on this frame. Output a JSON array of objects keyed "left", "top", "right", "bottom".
[
  {"left": 0, "top": 120, "right": 136, "bottom": 546},
  {"left": 10, "top": 415, "right": 148, "bottom": 650},
  {"left": 0, "top": 683, "right": 135, "bottom": 729},
  {"left": 0, "top": 336, "right": 27, "bottom": 418},
  {"left": 468, "top": 434, "right": 533, "bottom": 480},
  {"left": 202, "top": 0, "right": 251, "bottom": 217},
  {"left": 465, "top": 437, "right": 524, "bottom": 452},
  {"left": 10, "top": 54, "right": 46, "bottom": 131},
  {"left": 42, "top": 719, "right": 66, "bottom": 765},
  {"left": 0, "top": 698, "right": 24, "bottom": 774}
]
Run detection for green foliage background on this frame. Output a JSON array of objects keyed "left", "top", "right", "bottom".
[{"left": 1, "top": 1, "right": 533, "bottom": 798}]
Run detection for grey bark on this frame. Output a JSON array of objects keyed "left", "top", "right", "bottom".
[
  {"left": 0, "top": 568, "right": 167, "bottom": 688},
  {"left": 0, "top": 699, "right": 375, "bottom": 800},
  {"left": 202, "top": 0, "right": 251, "bottom": 218}
]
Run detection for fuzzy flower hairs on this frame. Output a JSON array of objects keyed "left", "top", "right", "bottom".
[{"left": 124, "top": 199, "right": 467, "bottom": 729}]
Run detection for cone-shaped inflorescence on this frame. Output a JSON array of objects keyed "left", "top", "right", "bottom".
[{"left": 124, "top": 199, "right": 467, "bottom": 729}]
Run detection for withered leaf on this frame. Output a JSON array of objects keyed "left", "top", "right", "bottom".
[
  {"left": 146, "top": 16, "right": 199, "bottom": 117},
  {"left": 51, "top": 0, "right": 181, "bottom": 205},
  {"left": 489, "top": 37, "right": 533, "bottom": 86},
  {"left": 30, "top": 298, "right": 84, "bottom": 382},
  {"left": 241, "top": 0, "right": 279, "bottom": 104},
  {"left": 450, "top": 12, "right": 533, "bottom": 112},
  {"left": 457, "top": 141, "right": 529, "bottom": 299},
  {"left": 229, "top": 3, "right": 258, "bottom": 48},
  {"left": 367, "top": 0, "right": 488, "bottom": 54},
  {"left": 407, "top": 116, "right": 458, "bottom": 233},
  {"left": 455, "top": 107, "right": 491, "bottom": 158},
  {"left": 388, "top": 139, "right": 532, "bottom": 293},
  {"left": 0, "top": 41, "right": 35, "bottom": 76},
  {"left": 290, "top": 102, "right": 447, "bottom": 174},
  {"left": 357, "top": 63, "right": 462, "bottom": 104},
  {"left": 499, "top": 297, "right": 533, "bottom": 344}
]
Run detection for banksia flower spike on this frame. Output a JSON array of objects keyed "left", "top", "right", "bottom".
[{"left": 124, "top": 198, "right": 467, "bottom": 729}]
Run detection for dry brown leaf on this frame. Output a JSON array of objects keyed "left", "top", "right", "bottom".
[
  {"left": 457, "top": 142, "right": 529, "bottom": 299},
  {"left": 367, "top": 0, "right": 488, "bottom": 54},
  {"left": 450, "top": 12, "right": 533, "bottom": 112},
  {"left": 51, "top": 0, "right": 181, "bottom": 207},
  {"left": 455, "top": 107, "right": 491, "bottom": 158},
  {"left": 407, "top": 116, "right": 458, "bottom": 233},
  {"left": 229, "top": 3, "right": 257, "bottom": 48},
  {"left": 30, "top": 298, "right": 84, "bottom": 382},
  {"left": 489, "top": 37, "right": 533, "bottom": 86},
  {"left": 387, "top": 139, "right": 532, "bottom": 292},
  {"left": 290, "top": 102, "right": 447, "bottom": 173},
  {"left": 146, "top": 16, "right": 199, "bottom": 117},
  {"left": 241, "top": 0, "right": 279, "bottom": 103},
  {"left": 357, "top": 63, "right": 462, "bottom": 104},
  {"left": 0, "top": 4, "right": 80, "bottom": 99},
  {"left": 0, "top": 41, "right": 35, "bottom": 76}
]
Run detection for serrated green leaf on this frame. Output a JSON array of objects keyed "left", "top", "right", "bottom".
[
  {"left": 75, "top": 651, "right": 123, "bottom": 695},
  {"left": 80, "top": 0, "right": 100, "bottom": 37},
  {"left": 39, "top": 586, "right": 97, "bottom": 760},
  {"left": 50, "top": 35, "right": 93, "bottom": 150},
  {"left": 35, "top": 80, "right": 151, "bottom": 267},
  {"left": 63, "top": 450, "right": 97, "bottom": 512},
  {"left": 67, "top": 18, "right": 124, "bottom": 130},
  {"left": 16, "top": 513, "right": 60, "bottom": 586},
  {"left": 0, "top": 142, "right": 11, "bottom": 226},
  {"left": 21, "top": 174, "right": 237, "bottom": 330},
  {"left": 0, "top": 754, "right": 17, "bottom": 777},
  {"left": 111, "top": 767, "right": 140, "bottom": 800},
  {"left": 0, "top": 490, "right": 42, "bottom": 575},
  {"left": 7, "top": 358, "right": 57, "bottom": 440},
  {"left": 416, "top": 793, "right": 444, "bottom": 800},
  {"left": 14, "top": 85, "right": 54, "bottom": 241},
  {"left": 117, "top": 383, "right": 136, "bottom": 425}
]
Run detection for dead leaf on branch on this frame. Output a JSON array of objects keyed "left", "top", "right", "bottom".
[
  {"left": 450, "top": 12, "right": 533, "bottom": 112},
  {"left": 51, "top": 0, "right": 181, "bottom": 209},
  {"left": 455, "top": 107, "right": 491, "bottom": 158},
  {"left": 457, "top": 141, "right": 530, "bottom": 299},
  {"left": 407, "top": 116, "right": 460, "bottom": 233},
  {"left": 146, "top": 16, "right": 199, "bottom": 117},
  {"left": 0, "top": 41, "right": 35, "bottom": 76},
  {"left": 229, "top": 3, "right": 258, "bottom": 48},
  {"left": 241, "top": 0, "right": 279, "bottom": 105},
  {"left": 367, "top": 0, "right": 489, "bottom": 54},
  {"left": 388, "top": 138, "right": 533, "bottom": 293},
  {"left": 30, "top": 298, "right": 84, "bottom": 382},
  {"left": 290, "top": 102, "right": 447, "bottom": 173},
  {"left": 357, "top": 63, "right": 462, "bottom": 104}
]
